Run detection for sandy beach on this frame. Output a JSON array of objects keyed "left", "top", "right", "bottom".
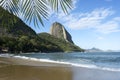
[
  {"left": 0, "top": 57, "right": 72, "bottom": 80},
  {"left": 1, "top": 56, "right": 120, "bottom": 80}
]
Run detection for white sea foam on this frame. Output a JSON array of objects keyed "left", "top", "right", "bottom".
[
  {"left": 1, "top": 54, "right": 120, "bottom": 80},
  {"left": 1, "top": 54, "right": 120, "bottom": 72},
  {"left": 72, "top": 66, "right": 120, "bottom": 80},
  {"left": 11, "top": 55, "right": 120, "bottom": 72},
  {"left": 14, "top": 55, "right": 71, "bottom": 65},
  {"left": 0, "top": 54, "right": 14, "bottom": 57},
  {"left": 71, "top": 63, "right": 120, "bottom": 72},
  {"left": 1, "top": 55, "right": 120, "bottom": 80},
  {"left": 72, "top": 62, "right": 120, "bottom": 80}
]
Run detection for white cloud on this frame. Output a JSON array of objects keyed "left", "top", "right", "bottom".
[
  {"left": 96, "top": 18, "right": 120, "bottom": 33},
  {"left": 98, "top": 37, "right": 104, "bottom": 40},
  {"left": 49, "top": 0, "right": 78, "bottom": 22},
  {"left": 57, "top": 8, "right": 120, "bottom": 34}
]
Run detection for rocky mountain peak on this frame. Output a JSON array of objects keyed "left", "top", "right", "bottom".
[{"left": 50, "top": 22, "right": 74, "bottom": 44}]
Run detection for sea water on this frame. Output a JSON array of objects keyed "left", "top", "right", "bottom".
[
  {"left": 18, "top": 52, "right": 120, "bottom": 70},
  {"left": 19, "top": 52, "right": 120, "bottom": 80},
  {"left": 1, "top": 52, "right": 120, "bottom": 80}
]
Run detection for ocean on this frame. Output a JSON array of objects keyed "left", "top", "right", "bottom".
[
  {"left": 0, "top": 52, "right": 120, "bottom": 80},
  {"left": 19, "top": 52, "right": 120, "bottom": 70}
]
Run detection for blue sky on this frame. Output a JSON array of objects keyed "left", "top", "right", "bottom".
[{"left": 29, "top": 0, "right": 120, "bottom": 51}]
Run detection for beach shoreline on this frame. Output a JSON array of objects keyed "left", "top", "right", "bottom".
[
  {"left": 1, "top": 56, "right": 120, "bottom": 80},
  {"left": 0, "top": 56, "right": 72, "bottom": 80}
]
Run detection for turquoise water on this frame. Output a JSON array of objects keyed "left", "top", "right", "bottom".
[
  {"left": 19, "top": 52, "right": 120, "bottom": 69},
  {"left": 1, "top": 52, "right": 120, "bottom": 80}
]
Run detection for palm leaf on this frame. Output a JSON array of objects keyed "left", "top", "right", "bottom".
[
  {"left": 21, "top": 0, "right": 49, "bottom": 27},
  {"left": 0, "top": 0, "right": 19, "bottom": 16},
  {"left": 0, "top": 0, "right": 73, "bottom": 27},
  {"left": 48, "top": 0, "right": 73, "bottom": 13}
]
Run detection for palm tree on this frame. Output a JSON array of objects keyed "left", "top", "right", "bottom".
[{"left": 0, "top": 0, "right": 73, "bottom": 27}]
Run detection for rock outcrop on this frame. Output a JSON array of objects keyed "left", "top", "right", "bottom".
[
  {"left": 0, "top": 6, "right": 84, "bottom": 53},
  {"left": 50, "top": 22, "right": 74, "bottom": 44}
]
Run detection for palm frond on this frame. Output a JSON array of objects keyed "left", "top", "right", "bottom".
[
  {"left": 0, "top": 0, "right": 73, "bottom": 27},
  {"left": 48, "top": 0, "right": 73, "bottom": 14},
  {"left": 0, "top": 0, "right": 19, "bottom": 16},
  {"left": 21, "top": 0, "right": 49, "bottom": 27}
]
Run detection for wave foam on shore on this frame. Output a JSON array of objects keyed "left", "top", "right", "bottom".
[
  {"left": 1, "top": 54, "right": 120, "bottom": 80},
  {"left": 1, "top": 54, "right": 120, "bottom": 72}
]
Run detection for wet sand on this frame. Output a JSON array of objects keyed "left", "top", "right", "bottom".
[
  {"left": 1, "top": 56, "right": 120, "bottom": 80},
  {"left": 0, "top": 57, "right": 72, "bottom": 80}
]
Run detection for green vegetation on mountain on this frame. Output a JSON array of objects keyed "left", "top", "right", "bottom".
[
  {"left": 38, "top": 33, "right": 84, "bottom": 52},
  {"left": 0, "top": 36, "right": 64, "bottom": 53},
  {"left": 0, "top": 7, "right": 36, "bottom": 37},
  {"left": 0, "top": 6, "right": 84, "bottom": 53}
]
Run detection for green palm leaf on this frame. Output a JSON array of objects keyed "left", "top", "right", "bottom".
[
  {"left": 0, "top": 0, "right": 73, "bottom": 27},
  {"left": 0, "top": 0, "right": 19, "bottom": 16},
  {"left": 48, "top": 0, "right": 73, "bottom": 13}
]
